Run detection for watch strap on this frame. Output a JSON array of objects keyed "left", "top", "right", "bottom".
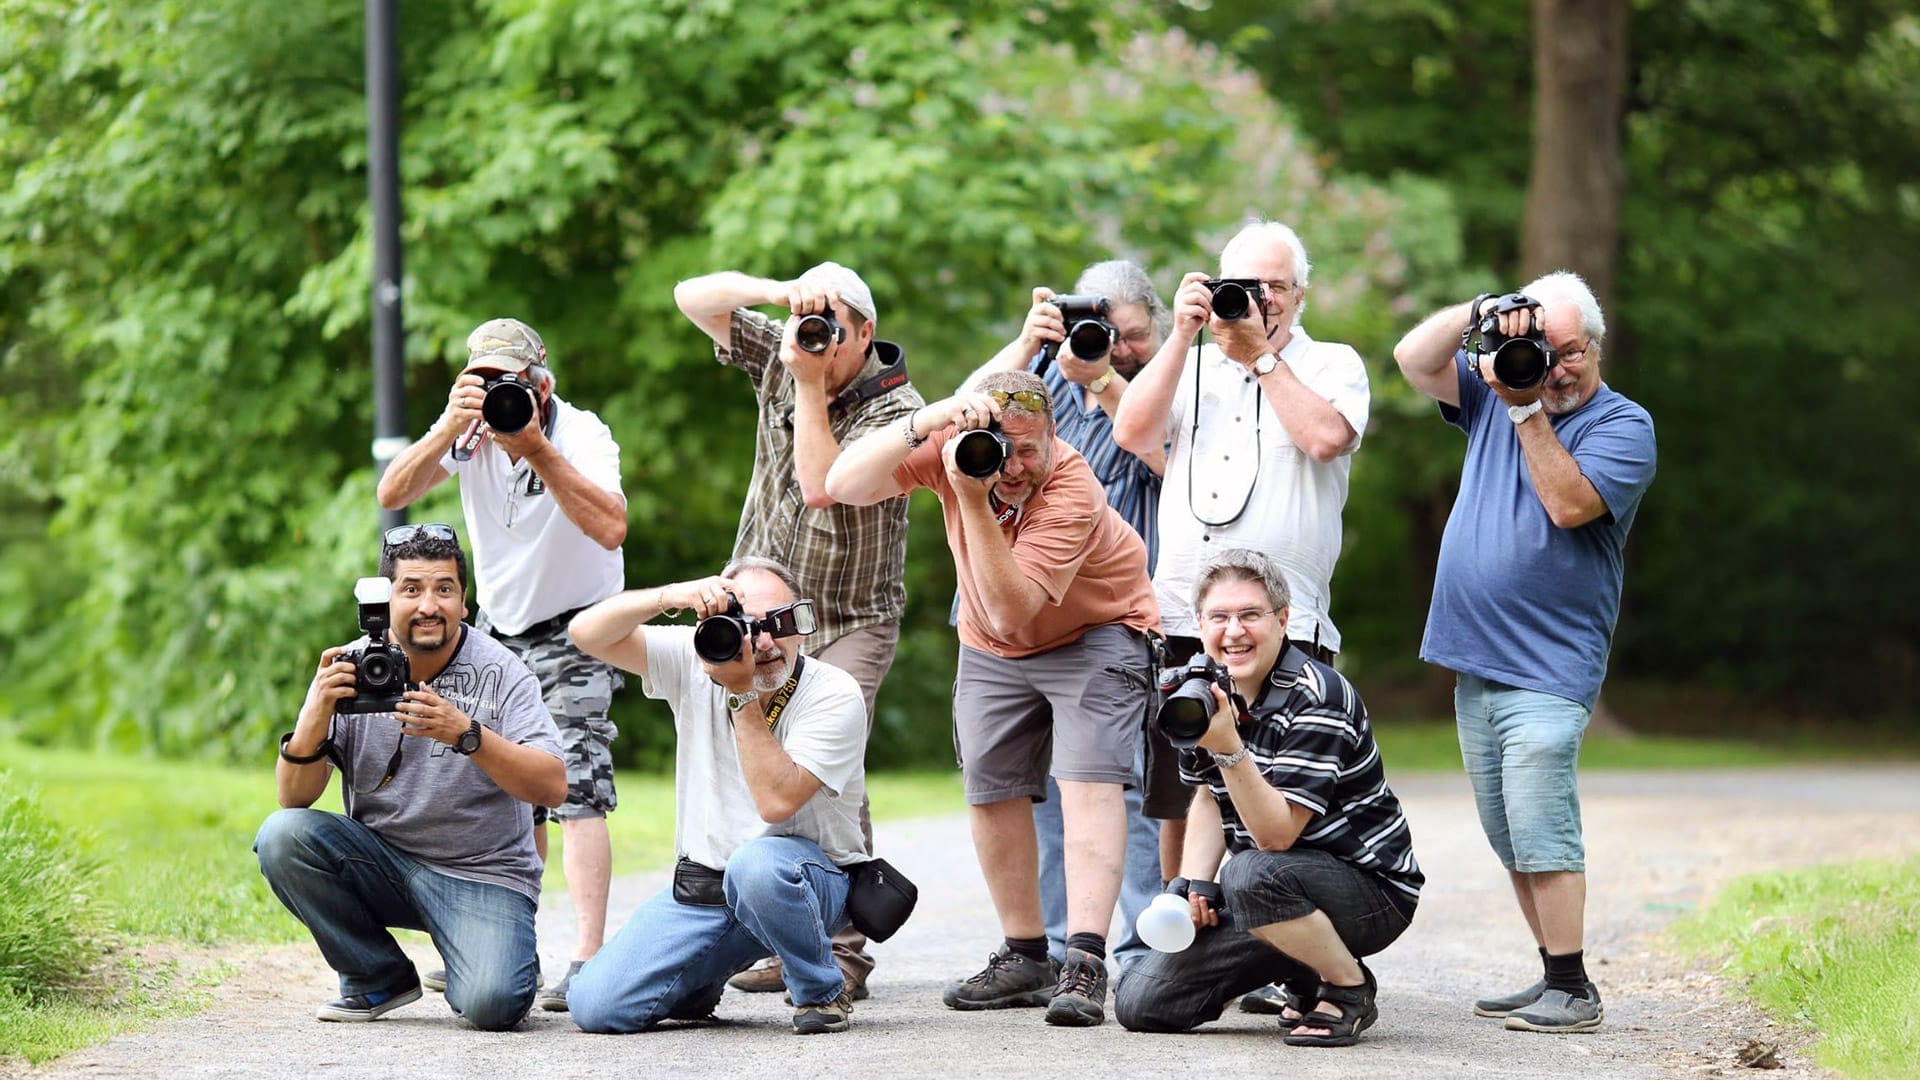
[
  {"left": 452, "top": 718, "right": 483, "bottom": 755},
  {"left": 727, "top": 688, "right": 762, "bottom": 713},
  {"left": 1508, "top": 400, "right": 1544, "bottom": 424},
  {"left": 901, "top": 409, "right": 926, "bottom": 449},
  {"left": 1211, "top": 744, "right": 1252, "bottom": 770},
  {"left": 1087, "top": 369, "right": 1115, "bottom": 394},
  {"left": 1252, "top": 353, "right": 1278, "bottom": 376}
]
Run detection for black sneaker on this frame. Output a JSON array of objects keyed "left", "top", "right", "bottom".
[
  {"left": 1505, "top": 983, "right": 1604, "bottom": 1033},
  {"left": 316, "top": 976, "right": 423, "bottom": 1022},
  {"left": 536, "top": 960, "right": 585, "bottom": 1012},
  {"left": 792, "top": 987, "right": 855, "bottom": 1035},
  {"left": 1042, "top": 947, "right": 1108, "bottom": 1027},
  {"left": 942, "top": 946, "right": 1059, "bottom": 1010}
]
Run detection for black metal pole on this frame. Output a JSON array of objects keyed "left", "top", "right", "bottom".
[{"left": 366, "top": 0, "right": 407, "bottom": 530}]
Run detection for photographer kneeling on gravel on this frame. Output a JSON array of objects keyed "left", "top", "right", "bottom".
[
  {"left": 563, "top": 557, "right": 870, "bottom": 1036},
  {"left": 256, "top": 525, "right": 566, "bottom": 1030},
  {"left": 1114, "top": 549, "right": 1422, "bottom": 1047}
]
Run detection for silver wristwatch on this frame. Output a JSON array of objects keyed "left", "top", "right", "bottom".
[
  {"left": 901, "top": 410, "right": 926, "bottom": 449},
  {"left": 1251, "top": 353, "right": 1279, "bottom": 377},
  {"left": 725, "top": 689, "right": 762, "bottom": 713},
  {"left": 1211, "top": 744, "right": 1252, "bottom": 770},
  {"left": 1508, "top": 400, "right": 1544, "bottom": 425}
]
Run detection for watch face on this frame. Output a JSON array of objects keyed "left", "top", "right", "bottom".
[{"left": 456, "top": 724, "right": 482, "bottom": 754}]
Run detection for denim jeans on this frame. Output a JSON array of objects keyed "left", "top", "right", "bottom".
[
  {"left": 1454, "top": 674, "right": 1591, "bottom": 873},
  {"left": 568, "top": 835, "right": 849, "bottom": 1033},
  {"left": 1113, "top": 847, "right": 1411, "bottom": 1033},
  {"left": 253, "top": 808, "right": 538, "bottom": 1031},
  {"left": 1033, "top": 739, "right": 1162, "bottom": 968}
]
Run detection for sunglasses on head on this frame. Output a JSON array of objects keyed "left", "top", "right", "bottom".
[
  {"left": 987, "top": 389, "right": 1049, "bottom": 412},
  {"left": 382, "top": 523, "right": 458, "bottom": 549}
]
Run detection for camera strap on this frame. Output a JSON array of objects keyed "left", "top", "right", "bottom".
[
  {"left": 759, "top": 656, "right": 806, "bottom": 732},
  {"left": 827, "top": 344, "right": 910, "bottom": 419}
]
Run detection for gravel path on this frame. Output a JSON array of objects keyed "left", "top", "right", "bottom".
[{"left": 14, "top": 765, "right": 1920, "bottom": 1079}]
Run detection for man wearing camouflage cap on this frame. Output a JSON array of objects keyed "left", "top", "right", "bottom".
[
  {"left": 378, "top": 317, "right": 629, "bottom": 1013},
  {"left": 674, "top": 261, "right": 923, "bottom": 999}
]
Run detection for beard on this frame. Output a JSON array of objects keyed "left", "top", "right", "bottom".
[
  {"left": 751, "top": 650, "right": 792, "bottom": 692},
  {"left": 404, "top": 615, "right": 452, "bottom": 651}
]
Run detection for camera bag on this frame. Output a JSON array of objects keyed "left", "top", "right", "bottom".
[{"left": 843, "top": 857, "right": 918, "bottom": 942}]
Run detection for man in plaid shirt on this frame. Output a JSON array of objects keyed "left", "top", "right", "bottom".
[{"left": 675, "top": 261, "right": 923, "bottom": 998}]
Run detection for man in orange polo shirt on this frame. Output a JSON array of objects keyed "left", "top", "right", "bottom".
[{"left": 827, "top": 369, "right": 1161, "bottom": 1029}]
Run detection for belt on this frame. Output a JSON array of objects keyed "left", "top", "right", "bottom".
[{"left": 493, "top": 605, "right": 591, "bottom": 641}]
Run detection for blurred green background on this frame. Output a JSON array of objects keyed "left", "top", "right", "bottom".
[{"left": 3, "top": 0, "right": 1916, "bottom": 773}]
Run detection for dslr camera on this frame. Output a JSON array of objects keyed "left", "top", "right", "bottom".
[
  {"left": 338, "top": 577, "right": 416, "bottom": 714},
  {"left": 1154, "top": 653, "right": 1244, "bottom": 749},
  {"left": 794, "top": 311, "right": 845, "bottom": 355},
  {"left": 693, "top": 592, "right": 820, "bottom": 664},
  {"left": 952, "top": 422, "right": 1013, "bottom": 480},
  {"left": 1464, "top": 292, "right": 1552, "bottom": 392},
  {"left": 1036, "top": 294, "right": 1116, "bottom": 371},
  {"left": 479, "top": 371, "right": 540, "bottom": 435},
  {"left": 1204, "top": 278, "right": 1267, "bottom": 321}
]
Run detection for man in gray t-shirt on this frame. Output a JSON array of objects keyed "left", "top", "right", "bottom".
[{"left": 256, "top": 526, "right": 565, "bottom": 1030}]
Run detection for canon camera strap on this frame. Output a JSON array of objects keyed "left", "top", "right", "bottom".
[
  {"left": 760, "top": 655, "right": 806, "bottom": 732},
  {"left": 828, "top": 347, "right": 910, "bottom": 419}
]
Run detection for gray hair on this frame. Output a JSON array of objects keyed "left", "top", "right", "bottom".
[
  {"left": 1074, "top": 259, "right": 1170, "bottom": 342},
  {"left": 1521, "top": 269, "right": 1606, "bottom": 351},
  {"left": 975, "top": 370, "right": 1053, "bottom": 428},
  {"left": 1192, "top": 548, "right": 1291, "bottom": 616},
  {"left": 1220, "top": 220, "right": 1312, "bottom": 290},
  {"left": 719, "top": 556, "right": 801, "bottom": 601}
]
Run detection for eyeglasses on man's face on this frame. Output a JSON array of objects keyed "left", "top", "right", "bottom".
[{"left": 1201, "top": 607, "right": 1278, "bottom": 630}]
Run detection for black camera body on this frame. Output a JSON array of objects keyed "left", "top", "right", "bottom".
[
  {"left": 693, "top": 592, "right": 820, "bottom": 664},
  {"left": 795, "top": 312, "right": 845, "bottom": 355},
  {"left": 1205, "top": 278, "right": 1266, "bottom": 321},
  {"left": 1154, "top": 654, "right": 1241, "bottom": 749},
  {"left": 480, "top": 372, "right": 540, "bottom": 435},
  {"left": 338, "top": 577, "right": 416, "bottom": 715},
  {"left": 1052, "top": 293, "right": 1117, "bottom": 363},
  {"left": 1466, "top": 292, "right": 1553, "bottom": 392},
  {"left": 952, "top": 423, "right": 1013, "bottom": 480}
]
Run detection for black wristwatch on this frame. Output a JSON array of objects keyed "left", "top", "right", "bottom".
[{"left": 451, "top": 718, "right": 483, "bottom": 756}]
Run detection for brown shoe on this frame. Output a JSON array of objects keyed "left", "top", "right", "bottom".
[
  {"left": 728, "top": 957, "right": 786, "bottom": 993},
  {"left": 792, "top": 986, "right": 854, "bottom": 1035}
]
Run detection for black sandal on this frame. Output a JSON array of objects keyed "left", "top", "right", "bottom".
[
  {"left": 1273, "top": 980, "right": 1317, "bottom": 1031},
  {"left": 1283, "top": 964, "right": 1378, "bottom": 1048}
]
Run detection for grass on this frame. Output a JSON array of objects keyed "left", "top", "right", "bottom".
[
  {"left": 1372, "top": 720, "right": 1891, "bottom": 773},
  {"left": 1668, "top": 856, "right": 1920, "bottom": 1077}
]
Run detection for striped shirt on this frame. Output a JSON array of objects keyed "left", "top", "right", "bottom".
[
  {"left": 1032, "top": 356, "right": 1162, "bottom": 573},
  {"left": 1180, "top": 642, "right": 1423, "bottom": 914},
  {"left": 720, "top": 309, "right": 924, "bottom": 651}
]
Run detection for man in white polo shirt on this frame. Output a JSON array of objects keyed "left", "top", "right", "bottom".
[
  {"left": 1113, "top": 221, "right": 1368, "bottom": 1016},
  {"left": 377, "top": 317, "right": 628, "bottom": 1011}
]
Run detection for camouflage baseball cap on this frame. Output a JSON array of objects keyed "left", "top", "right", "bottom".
[{"left": 463, "top": 318, "right": 547, "bottom": 373}]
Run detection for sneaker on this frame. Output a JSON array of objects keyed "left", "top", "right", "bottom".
[
  {"left": 422, "top": 969, "right": 448, "bottom": 993},
  {"left": 1505, "top": 984, "right": 1604, "bottom": 1033},
  {"left": 729, "top": 957, "right": 786, "bottom": 993},
  {"left": 536, "top": 960, "right": 586, "bottom": 1012},
  {"left": 792, "top": 987, "right": 855, "bottom": 1035},
  {"left": 1473, "top": 975, "right": 1545, "bottom": 1017},
  {"left": 942, "top": 946, "right": 1059, "bottom": 1010},
  {"left": 1043, "top": 947, "right": 1109, "bottom": 1027},
  {"left": 316, "top": 976, "right": 423, "bottom": 1022}
]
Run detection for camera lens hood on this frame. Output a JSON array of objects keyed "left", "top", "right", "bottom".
[
  {"left": 952, "top": 427, "right": 1011, "bottom": 480},
  {"left": 481, "top": 379, "right": 537, "bottom": 434}
]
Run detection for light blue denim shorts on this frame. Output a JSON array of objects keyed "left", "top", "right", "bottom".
[{"left": 1455, "top": 674, "right": 1591, "bottom": 873}]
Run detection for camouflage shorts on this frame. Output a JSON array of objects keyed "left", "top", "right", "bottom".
[{"left": 477, "top": 611, "right": 625, "bottom": 822}]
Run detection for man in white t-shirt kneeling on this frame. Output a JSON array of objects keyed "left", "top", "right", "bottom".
[{"left": 563, "top": 556, "right": 870, "bottom": 1036}]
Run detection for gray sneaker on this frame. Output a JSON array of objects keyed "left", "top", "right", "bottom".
[
  {"left": 536, "top": 960, "right": 586, "bottom": 1012},
  {"left": 943, "top": 946, "right": 1059, "bottom": 1010},
  {"left": 1505, "top": 985, "right": 1604, "bottom": 1033},
  {"left": 1043, "top": 948, "right": 1109, "bottom": 1027},
  {"left": 422, "top": 968, "right": 448, "bottom": 993},
  {"left": 1473, "top": 976, "right": 1545, "bottom": 1017}
]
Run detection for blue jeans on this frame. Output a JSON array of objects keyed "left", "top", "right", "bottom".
[
  {"left": 1033, "top": 740, "right": 1161, "bottom": 967},
  {"left": 253, "top": 808, "right": 538, "bottom": 1030},
  {"left": 1454, "top": 674, "right": 1591, "bottom": 873},
  {"left": 568, "top": 835, "right": 849, "bottom": 1033}
]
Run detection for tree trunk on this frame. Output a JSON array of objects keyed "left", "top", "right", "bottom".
[{"left": 1521, "top": 0, "right": 1629, "bottom": 310}]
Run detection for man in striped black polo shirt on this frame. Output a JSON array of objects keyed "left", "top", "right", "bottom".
[{"left": 1114, "top": 548, "right": 1421, "bottom": 1048}]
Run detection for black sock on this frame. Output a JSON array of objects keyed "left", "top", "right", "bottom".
[
  {"left": 1544, "top": 950, "right": 1589, "bottom": 998},
  {"left": 1065, "top": 932, "right": 1107, "bottom": 961},
  {"left": 1537, "top": 945, "right": 1550, "bottom": 978},
  {"left": 1005, "top": 936, "right": 1049, "bottom": 962}
]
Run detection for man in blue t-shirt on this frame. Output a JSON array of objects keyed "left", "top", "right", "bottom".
[{"left": 1393, "top": 271, "right": 1656, "bottom": 1035}]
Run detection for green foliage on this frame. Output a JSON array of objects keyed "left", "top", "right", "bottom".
[
  {"left": 0, "top": 0, "right": 1461, "bottom": 765},
  {"left": 0, "top": 956, "right": 223, "bottom": 1066},
  {"left": 0, "top": 773, "right": 113, "bottom": 1001},
  {"left": 1670, "top": 856, "right": 1920, "bottom": 1077}
]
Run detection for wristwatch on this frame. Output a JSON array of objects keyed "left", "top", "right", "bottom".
[
  {"left": 1086, "top": 369, "right": 1115, "bottom": 394},
  {"left": 726, "top": 688, "right": 762, "bottom": 713},
  {"left": 1211, "top": 744, "right": 1252, "bottom": 770},
  {"left": 901, "top": 409, "right": 926, "bottom": 449},
  {"left": 1508, "top": 400, "right": 1544, "bottom": 425},
  {"left": 1251, "top": 353, "right": 1279, "bottom": 377},
  {"left": 451, "top": 718, "right": 483, "bottom": 756}
]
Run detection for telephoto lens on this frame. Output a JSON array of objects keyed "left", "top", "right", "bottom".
[
  {"left": 952, "top": 427, "right": 1012, "bottom": 480},
  {"left": 795, "top": 313, "right": 842, "bottom": 354},
  {"left": 1155, "top": 684, "right": 1216, "bottom": 749},
  {"left": 480, "top": 376, "right": 538, "bottom": 434},
  {"left": 1488, "top": 336, "right": 1551, "bottom": 391}
]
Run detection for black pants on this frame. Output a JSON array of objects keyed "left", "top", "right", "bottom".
[{"left": 1113, "top": 847, "right": 1411, "bottom": 1033}]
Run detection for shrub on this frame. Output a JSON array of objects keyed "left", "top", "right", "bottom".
[{"left": 0, "top": 772, "right": 113, "bottom": 1001}]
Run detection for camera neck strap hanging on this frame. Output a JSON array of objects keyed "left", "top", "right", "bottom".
[
  {"left": 827, "top": 342, "right": 910, "bottom": 420},
  {"left": 757, "top": 655, "right": 806, "bottom": 732}
]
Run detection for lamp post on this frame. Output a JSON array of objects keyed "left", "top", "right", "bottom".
[{"left": 365, "top": 0, "right": 408, "bottom": 530}]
